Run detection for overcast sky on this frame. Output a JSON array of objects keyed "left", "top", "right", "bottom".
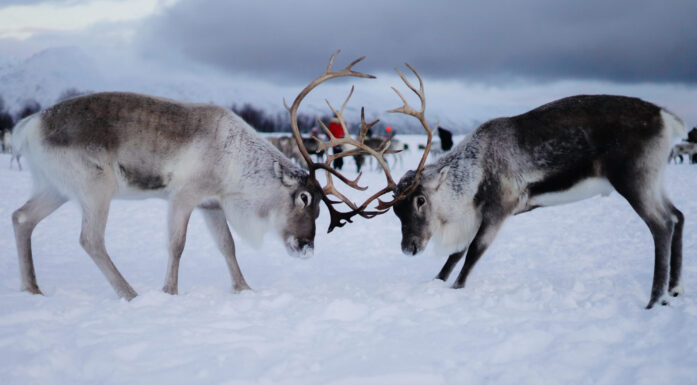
[
  {"left": 139, "top": 0, "right": 697, "bottom": 84},
  {"left": 0, "top": 0, "right": 695, "bottom": 126}
]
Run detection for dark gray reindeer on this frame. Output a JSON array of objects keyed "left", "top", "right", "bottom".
[
  {"left": 10, "top": 52, "right": 408, "bottom": 301},
  {"left": 386, "top": 92, "right": 686, "bottom": 309}
]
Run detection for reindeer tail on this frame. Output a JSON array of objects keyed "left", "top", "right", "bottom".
[{"left": 661, "top": 109, "right": 687, "bottom": 141}]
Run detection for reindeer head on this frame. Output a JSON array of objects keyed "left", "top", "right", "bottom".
[
  {"left": 393, "top": 170, "right": 433, "bottom": 255},
  {"left": 392, "top": 163, "right": 482, "bottom": 256},
  {"left": 271, "top": 162, "right": 322, "bottom": 258}
]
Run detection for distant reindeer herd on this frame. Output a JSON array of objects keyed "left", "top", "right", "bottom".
[{"left": 7, "top": 51, "right": 693, "bottom": 309}]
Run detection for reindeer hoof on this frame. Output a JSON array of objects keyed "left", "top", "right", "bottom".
[
  {"left": 233, "top": 283, "right": 252, "bottom": 292},
  {"left": 22, "top": 285, "right": 43, "bottom": 295},
  {"left": 120, "top": 288, "right": 138, "bottom": 301},
  {"left": 162, "top": 285, "right": 178, "bottom": 296},
  {"left": 669, "top": 285, "right": 685, "bottom": 297},
  {"left": 646, "top": 294, "right": 670, "bottom": 309}
]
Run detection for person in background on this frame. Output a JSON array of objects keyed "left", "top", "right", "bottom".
[
  {"left": 310, "top": 125, "right": 322, "bottom": 138},
  {"left": 328, "top": 117, "right": 344, "bottom": 170}
]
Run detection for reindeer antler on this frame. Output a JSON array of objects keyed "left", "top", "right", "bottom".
[
  {"left": 374, "top": 64, "right": 437, "bottom": 210},
  {"left": 286, "top": 51, "right": 385, "bottom": 232},
  {"left": 287, "top": 53, "right": 433, "bottom": 232}
]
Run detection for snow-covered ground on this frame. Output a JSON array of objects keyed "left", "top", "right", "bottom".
[{"left": 1, "top": 135, "right": 696, "bottom": 385}]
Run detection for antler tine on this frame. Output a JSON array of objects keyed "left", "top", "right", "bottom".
[
  {"left": 359, "top": 107, "right": 379, "bottom": 143},
  {"left": 340, "top": 86, "right": 354, "bottom": 115},
  {"left": 375, "top": 63, "right": 434, "bottom": 211},
  {"left": 322, "top": 196, "right": 362, "bottom": 232},
  {"left": 346, "top": 55, "right": 367, "bottom": 72},
  {"left": 325, "top": 50, "right": 339, "bottom": 73},
  {"left": 414, "top": 119, "right": 438, "bottom": 176},
  {"left": 315, "top": 162, "right": 368, "bottom": 191},
  {"left": 324, "top": 87, "right": 353, "bottom": 139},
  {"left": 323, "top": 178, "right": 359, "bottom": 210},
  {"left": 322, "top": 193, "right": 390, "bottom": 232},
  {"left": 387, "top": 86, "right": 414, "bottom": 115},
  {"left": 399, "top": 64, "right": 425, "bottom": 106},
  {"left": 316, "top": 118, "right": 335, "bottom": 143},
  {"left": 325, "top": 50, "right": 368, "bottom": 75}
]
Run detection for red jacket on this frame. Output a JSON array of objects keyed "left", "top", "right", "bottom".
[{"left": 328, "top": 119, "right": 344, "bottom": 138}]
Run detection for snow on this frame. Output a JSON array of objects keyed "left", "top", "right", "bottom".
[{"left": 1, "top": 135, "right": 696, "bottom": 384}]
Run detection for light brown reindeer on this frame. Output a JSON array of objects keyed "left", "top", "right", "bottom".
[
  {"left": 10, "top": 52, "right": 424, "bottom": 300},
  {"left": 10, "top": 93, "right": 328, "bottom": 300}
]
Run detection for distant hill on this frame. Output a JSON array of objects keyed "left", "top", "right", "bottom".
[{"left": 0, "top": 46, "right": 473, "bottom": 133}]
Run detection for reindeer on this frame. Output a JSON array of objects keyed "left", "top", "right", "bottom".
[
  {"left": 267, "top": 135, "right": 326, "bottom": 169},
  {"left": 3, "top": 130, "right": 22, "bottom": 170},
  {"left": 386, "top": 91, "right": 686, "bottom": 309},
  {"left": 346, "top": 137, "right": 406, "bottom": 173},
  {"left": 267, "top": 135, "right": 308, "bottom": 168},
  {"left": 289, "top": 56, "right": 688, "bottom": 310},
  {"left": 10, "top": 53, "right": 408, "bottom": 301},
  {"left": 10, "top": 92, "right": 329, "bottom": 300},
  {"left": 669, "top": 142, "right": 697, "bottom": 164},
  {"left": 302, "top": 136, "right": 326, "bottom": 163}
]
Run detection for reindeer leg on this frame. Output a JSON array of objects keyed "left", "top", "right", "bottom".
[
  {"left": 638, "top": 207, "right": 673, "bottom": 309},
  {"left": 79, "top": 190, "right": 137, "bottom": 300},
  {"left": 668, "top": 203, "right": 684, "bottom": 297},
  {"left": 12, "top": 190, "right": 67, "bottom": 294},
  {"left": 452, "top": 214, "right": 507, "bottom": 289},
  {"left": 199, "top": 205, "right": 251, "bottom": 292},
  {"left": 610, "top": 175, "right": 673, "bottom": 309},
  {"left": 162, "top": 194, "right": 197, "bottom": 295},
  {"left": 435, "top": 249, "right": 465, "bottom": 281}
]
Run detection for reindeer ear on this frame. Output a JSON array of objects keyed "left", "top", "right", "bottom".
[
  {"left": 273, "top": 161, "right": 283, "bottom": 178},
  {"left": 273, "top": 161, "right": 297, "bottom": 187},
  {"left": 425, "top": 165, "right": 449, "bottom": 191},
  {"left": 436, "top": 166, "right": 449, "bottom": 190}
]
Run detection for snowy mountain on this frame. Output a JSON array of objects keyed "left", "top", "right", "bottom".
[
  {"left": 0, "top": 47, "right": 104, "bottom": 112},
  {"left": 0, "top": 47, "right": 474, "bottom": 133},
  {"left": 0, "top": 46, "right": 281, "bottom": 117}
]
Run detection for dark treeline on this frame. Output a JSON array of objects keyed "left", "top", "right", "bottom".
[
  {"left": 0, "top": 96, "right": 41, "bottom": 134},
  {"left": 229, "top": 103, "right": 322, "bottom": 133},
  {"left": 0, "top": 98, "right": 13, "bottom": 133},
  {"left": 230, "top": 102, "right": 390, "bottom": 135}
]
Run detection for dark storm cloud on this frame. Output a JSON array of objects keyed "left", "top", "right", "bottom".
[{"left": 140, "top": 0, "right": 697, "bottom": 84}]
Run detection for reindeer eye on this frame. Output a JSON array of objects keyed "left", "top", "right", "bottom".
[
  {"left": 416, "top": 196, "right": 426, "bottom": 208},
  {"left": 299, "top": 191, "right": 311, "bottom": 207}
]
